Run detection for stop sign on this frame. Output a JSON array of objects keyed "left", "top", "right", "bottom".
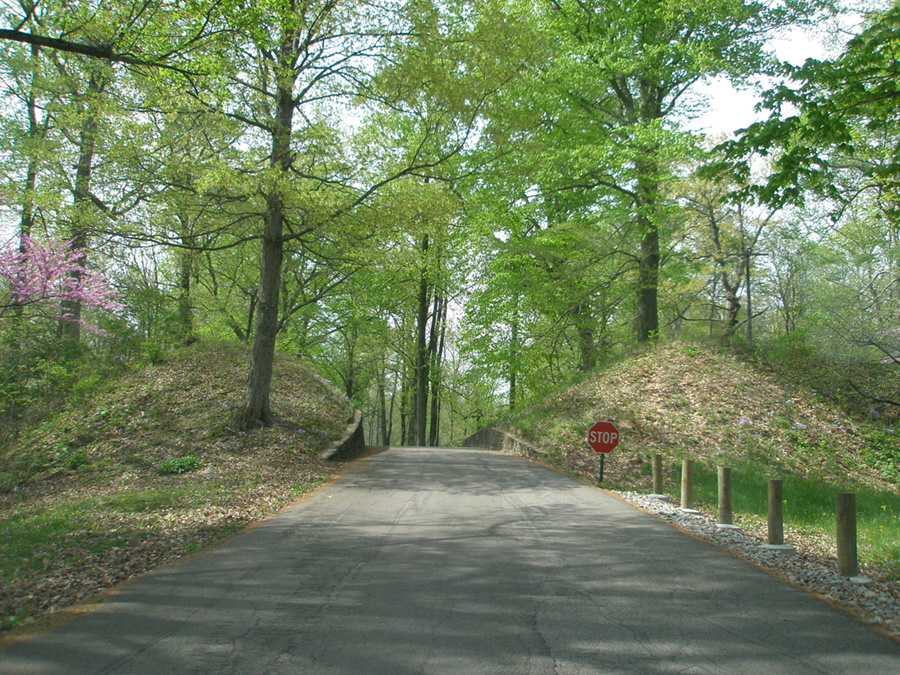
[{"left": 587, "top": 421, "right": 619, "bottom": 453}]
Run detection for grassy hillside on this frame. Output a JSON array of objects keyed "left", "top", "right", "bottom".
[
  {"left": 501, "top": 341, "right": 900, "bottom": 578},
  {"left": 0, "top": 342, "right": 353, "bottom": 632}
]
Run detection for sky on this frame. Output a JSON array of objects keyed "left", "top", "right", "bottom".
[
  {"left": 688, "top": 2, "right": 877, "bottom": 138},
  {"left": 688, "top": 27, "right": 834, "bottom": 138}
]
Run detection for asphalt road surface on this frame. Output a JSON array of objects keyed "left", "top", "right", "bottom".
[{"left": 2, "top": 446, "right": 899, "bottom": 674}]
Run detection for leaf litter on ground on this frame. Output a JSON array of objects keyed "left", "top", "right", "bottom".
[{"left": 0, "top": 342, "right": 353, "bottom": 633}]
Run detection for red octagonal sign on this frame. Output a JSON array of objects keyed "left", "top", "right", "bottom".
[{"left": 587, "top": 421, "right": 619, "bottom": 453}]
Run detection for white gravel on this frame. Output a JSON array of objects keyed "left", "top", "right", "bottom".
[{"left": 616, "top": 490, "right": 900, "bottom": 641}]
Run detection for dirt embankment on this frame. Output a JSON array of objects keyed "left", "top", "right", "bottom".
[{"left": 1, "top": 342, "right": 353, "bottom": 633}]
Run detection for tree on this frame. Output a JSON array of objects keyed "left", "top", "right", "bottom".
[
  {"left": 183, "top": 0, "right": 493, "bottom": 428},
  {"left": 0, "top": 0, "right": 221, "bottom": 73},
  {"left": 716, "top": 3, "right": 900, "bottom": 211},
  {"left": 0, "top": 236, "right": 120, "bottom": 329},
  {"left": 711, "top": 4, "right": 900, "bottom": 404},
  {"left": 510, "top": 0, "right": 829, "bottom": 342},
  {"left": 677, "top": 172, "right": 775, "bottom": 341},
  {"left": 171, "top": 0, "right": 397, "bottom": 427}
]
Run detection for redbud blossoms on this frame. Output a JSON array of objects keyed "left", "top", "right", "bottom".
[{"left": 0, "top": 236, "right": 121, "bottom": 333}]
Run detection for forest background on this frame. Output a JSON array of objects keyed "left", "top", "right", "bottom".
[{"left": 2, "top": 0, "right": 900, "bottom": 450}]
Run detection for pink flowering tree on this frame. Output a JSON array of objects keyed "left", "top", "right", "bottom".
[{"left": 0, "top": 236, "right": 121, "bottom": 333}]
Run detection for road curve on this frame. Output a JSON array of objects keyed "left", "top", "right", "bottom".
[{"left": 1, "top": 446, "right": 899, "bottom": 674}]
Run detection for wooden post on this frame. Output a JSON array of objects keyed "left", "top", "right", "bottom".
[
  {"left": 767, "top": 479, "right": 784, "bottom": 545},
  {"left": 718, "top": 467, "right": 733, "bottom": 525},
  {"left": 652, "top": 454, "right": 663, "bottom": 494},
  {"left": 681, "top": 459, "right": 694, "bottom": 510},
  {"left": 836, "top": 492, "right": 858, "bottom": 577}
]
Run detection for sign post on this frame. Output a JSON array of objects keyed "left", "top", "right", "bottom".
[{"left": 587, "top": 421, "right": 619, "bottom": 483}]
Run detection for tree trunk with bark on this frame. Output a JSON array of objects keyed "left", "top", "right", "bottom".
[
  {"left": 400, "top": 371, "right": 410, "bottom": 446},
  {"left": 509, "top": 301, "right": 519, "bottom": 410},
  {"left": 241, "top": 48, "right": 293, "bottom": 428},
  {"left": 634, "top": 159, "right": 660, "bottom": 343},
  {"left": 428, "top": 292, "right": 447, "bottom": 447},
  {"left": 635, "top": 217, "right": 660, "bottom": 342},
  {"left": 60, "top": 72, "right": 103, "bottom": 343},
  {"left": 572, "top": 301, "right": 597, "bottom": 371},
  {"left": 177, "top": 218, "right": 194, "bottom": 342},
  {"left": 744, "top": 249, "right": 753, "bottom": 343},
  {"left": 377, "top": 366, "right": 390, "bottom": 445},
  {"left": 414, "top": 235, "right": 431, "bottom": 446}
]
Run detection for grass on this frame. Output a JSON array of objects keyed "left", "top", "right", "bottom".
[
  {"left": 157, "top": 454, "right": 203, "bottom": 475},
  {"left": 690, "top": 462, "right": 900, "bottom": 573}
]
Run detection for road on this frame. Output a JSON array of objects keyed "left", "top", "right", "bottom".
[{"left": 1, "top": 446, "right": 899, "bottom": 674}]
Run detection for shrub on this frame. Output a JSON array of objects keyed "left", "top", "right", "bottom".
[
  {"left": 141, "top": 341, "right": 166, "bottom": 365},
  {"left": 157, "top": 454, "right": 202, "bottom": 475},
  {"left": 863, "top": 429, "right": 900, "bottom": 481}
]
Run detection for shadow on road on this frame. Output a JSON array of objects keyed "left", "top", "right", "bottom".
[{"left": 2, "top": 447, "right": 898, "bottom": 674}]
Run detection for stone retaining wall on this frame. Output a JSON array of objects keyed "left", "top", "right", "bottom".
[
  {"left": 320, "top": 409, "right": 367, "bottom": 461},
  {"left": 462, "top": 425, "right": 547, "bottom": 459}
]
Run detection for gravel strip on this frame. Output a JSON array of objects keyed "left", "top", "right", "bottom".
[{"left": 616, "top": 491, "right": 900, "bottom": 641}]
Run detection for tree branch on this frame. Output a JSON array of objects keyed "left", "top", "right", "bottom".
[{"left": 0, "top": 29, "right": 199, "bottom": 74}]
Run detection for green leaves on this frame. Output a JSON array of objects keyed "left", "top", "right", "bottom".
[{"left": 716, "top": 4, "right": 900, "bottom": 210}]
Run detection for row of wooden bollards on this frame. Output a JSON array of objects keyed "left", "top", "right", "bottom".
[{"left": 652, "top": 456, "right": 869, "bottom": 582}]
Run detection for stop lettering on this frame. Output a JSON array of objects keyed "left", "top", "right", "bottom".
[{"left": 587, "top": 421, "right": 619, "bottom": 453}]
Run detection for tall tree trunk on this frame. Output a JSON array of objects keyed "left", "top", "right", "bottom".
[
  {"left": 632, "top": 78, "right": 663, "bottom": 343},
  {"left": 377, "top": 367, "right": 389, "bottom": 445},
  {"left": 13, "top": 45, "right": 43, "bottom": 325},
  {"left": 721, "top": 275, "right": 741, "bottom": 338},
  {"left": 428, "top": 293, "right": 447, "bottom": 447},
  {"left": 399, "top": 372, "right": 409, "bottom": 446},
  {"left": 572, "top": 301, "right": 597, "bottom": 371},
  {"left": 386, "top": 384, "right": 395, "bottom": 446},
  {"left": 241, "top": 53, "right": 293, "bottom": 428},
  {"left": 178, "top": 256, "right": 193, "bottom": 341},
  {"left": 744, "top": 249, "right": 753, "bottom": 344},
  {"left": 708, "top": 210, "right": 741, "bottom": 339},
  {"left": 60, "top": 72, "right": 103, "bottom": 343},
  {"left": 414, "top": 235, "right": 430, "bottom": 446},
  {"left": 634, "top": 166, "right": 660, "bottom": 343},
  {"left": 177, "top": 218, "right": 194, "bottom": 342},
  {"left": 19, "top": 45, "right": 40, "bottom": 243},
  {"left": 242, "top": 193, "right": 285, "bottom": 427},
  {"left": 635, "top": 218, "right": 659, "bottom": 342},
  {"left": 345, "top": 329, "right": 356, "bottom": 400},
  {"left": 509, "top": 300, "right": 519, "bottom": 410}
]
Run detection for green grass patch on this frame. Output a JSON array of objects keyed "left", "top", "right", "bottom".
[
  {"left": 862, "top": 429, "right": 900, "bottom": 481},
  {"left": 1, "top": 503, "right": 90, "bottom": 576},
  {"left": 691, "top": 462, "right": 900, "bottom": 576},
  {"left": 0, "top": 340, "right": 351, "bottom": 633},
  {"left": 96, "top": 489, "right": 187, "bottom": 512},
  {"left": 0, "top": 475, "right": 325, "bottom": 587},
  {"left": 0, "top": 486, "right": 211, "bottom": 582}
]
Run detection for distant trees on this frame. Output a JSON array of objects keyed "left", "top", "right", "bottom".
[
  {"left": 456, "top": 0, "right": 833, "bottom": 406},
  {"left": 707, "top": 2, "right": 900, "bottom": 402}
]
